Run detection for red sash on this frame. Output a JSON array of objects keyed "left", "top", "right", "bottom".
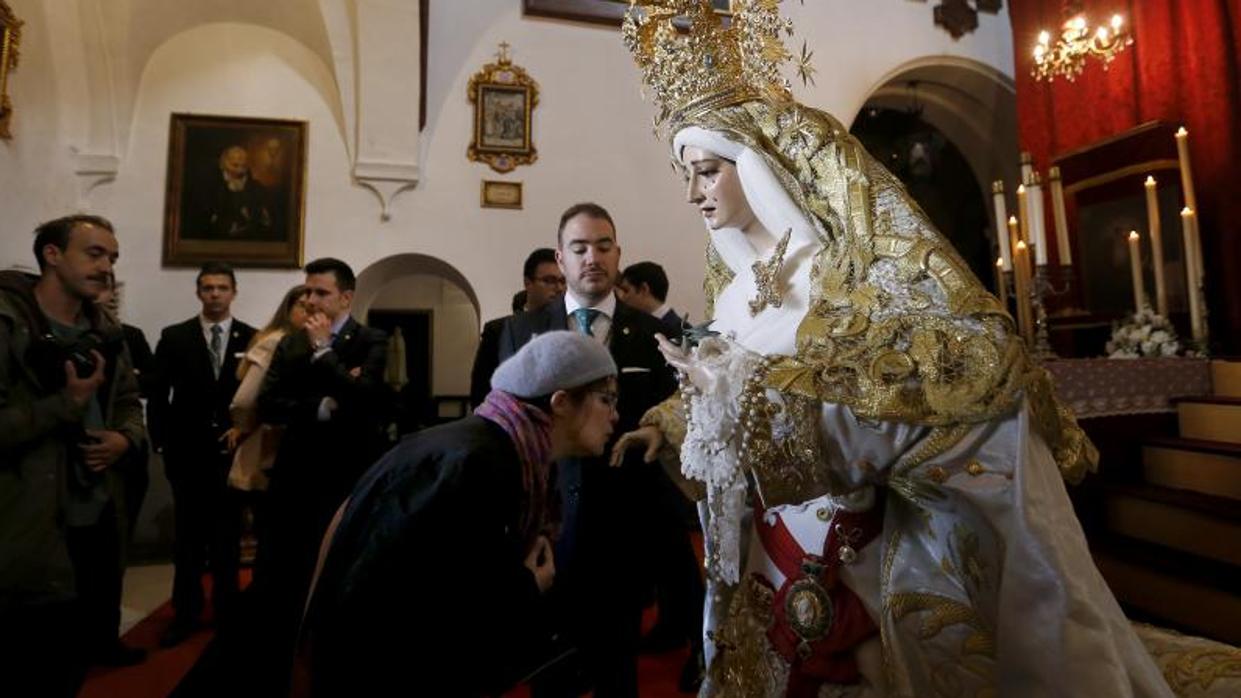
[{"left": 753, "top": 494, "right": 883, "bottom": 698}]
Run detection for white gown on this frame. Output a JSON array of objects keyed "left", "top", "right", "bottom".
[{"left": 680, "top": 195, "right": 1173, "bottom": 697}]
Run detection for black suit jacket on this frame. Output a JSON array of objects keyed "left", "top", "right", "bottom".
[
  {"left": 257, "top": 317, "right": 389, "bottom": 504},
  {"left": 659, "top": 307, "right": 687, "bottom": 338},
  {"left": 469, "top": 315, "right": 509, "bottom": 409},
  {"left": 497, "top": 297, "right": 676, "bottom": 588},
  {"left": 148, "top": 317, "right": 256, "bottom": 461}
]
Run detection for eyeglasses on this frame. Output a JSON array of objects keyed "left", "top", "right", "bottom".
[
  {"left": 591, "top": 390, "right": 619, "bottom": 409},
  {"left": 535, "top": 275, "right": 566, "bottom": 287}
]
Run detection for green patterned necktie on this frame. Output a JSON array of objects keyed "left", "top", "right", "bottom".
[{"left": 571, "top": 307, "right": 600, "bottom": 337}]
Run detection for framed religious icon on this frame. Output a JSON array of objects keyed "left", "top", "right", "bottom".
[
  {"left": 468, "top": 43, "right": 539, "bottom": 173},
  {"left": 162, "top": 113, "right": 308, "bottom": 268},
  {"left": 481, "top": 180, "right": 523, "bottom": 209},
  {"left": 522, "top": 0, "right": 733, "bottom": 27},
  {"left": 0, "top": 0, "right": 22, "bottom": 139}
]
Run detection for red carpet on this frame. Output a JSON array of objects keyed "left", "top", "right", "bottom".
[{"left": 79, "top": 570, "right": 699, "bottom": 698}]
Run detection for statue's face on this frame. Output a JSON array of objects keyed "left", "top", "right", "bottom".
[{"left": 681, "top": 145, "right": 756, "bottom": 233}]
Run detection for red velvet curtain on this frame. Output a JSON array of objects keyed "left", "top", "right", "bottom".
[{"left": 1010, "top": 0, "right": 1241, "bottom": 351}]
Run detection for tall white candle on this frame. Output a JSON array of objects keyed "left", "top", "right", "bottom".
[
  {"left": 1014, "top": 241, "right": 1034, "bottom": 345},
  {"left": 995, "top": 257, "right": 1008, "bottom": 307},
  {"left": 1128, "top": 231, "right": 1146, "bottom": 311},
  {"left": 1144, "top": 176, "right": 1168, "bottom": 316},
  {"left": 1017, "top": 184, "right": 1029, "bottom": 243},
  {"left": 992, "top": 181, "right": 1012, "bottom": 271},
  {"left": 1175, "top": 127, "right": 1197, "bottom": 212},
  {"left": 1181, "top": 207, "right": 1204, "bottom": 341},
  {"left": 1049, "top": 166, "right": 1072, "bottom": 265},
  {"left": 1029, "top": 172, "right": 1048, "bottom": 265},
  {"left": 1020, "top": 152, "right": 1034, "bottom": 186}
]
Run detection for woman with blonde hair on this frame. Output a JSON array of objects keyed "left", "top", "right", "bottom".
[{"left": 223, "top": 284, "right": 311, "bottom": 491}]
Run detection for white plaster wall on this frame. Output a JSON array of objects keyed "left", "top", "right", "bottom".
[
  {"left": 369, "top": 274, "right": 479, "bottom": 396},
  {"left": 0, "top": 0, "right": 79, "bottom": 250},
  {"left": 0, "top": 0, "right": 1015, "bottom": 388}
]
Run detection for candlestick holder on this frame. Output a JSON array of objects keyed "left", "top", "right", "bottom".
[{"left": 1032, "top": 263, "right": 1069, "bottom": 360}]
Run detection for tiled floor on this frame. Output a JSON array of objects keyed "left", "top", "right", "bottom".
[{"left": 119, "top": 563, "right": 174, "bottom": 636}]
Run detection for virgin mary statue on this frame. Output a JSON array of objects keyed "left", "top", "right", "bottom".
[{"left": 614, "top": 1, "right": 1178, "bottom": 696}]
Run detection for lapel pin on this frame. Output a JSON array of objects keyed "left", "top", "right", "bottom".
[{"left": 622, "top": 327, "right": 631, "bottom": 336}]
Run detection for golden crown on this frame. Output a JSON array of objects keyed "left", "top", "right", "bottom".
[{"left": 622, "top": 0, "right": 797, "bottom": 132}]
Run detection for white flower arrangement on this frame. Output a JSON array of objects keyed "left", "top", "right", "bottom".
[{"left": 1105, "top": 307, "right": 1182, "bottom": 359}]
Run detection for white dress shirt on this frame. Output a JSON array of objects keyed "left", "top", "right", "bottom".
[{"left": 564, "top": 291, "right": 617, "bottom": 342}]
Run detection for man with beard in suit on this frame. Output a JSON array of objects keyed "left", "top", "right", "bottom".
[
  {"left": 498, "top": 203, "right": 680, "bottom": 697},
  {"left": 255, "top": 257, "right": 389, "bottom": 694},
  {"left": 149, "top": 262, "right": 256, "bottom": 647}
]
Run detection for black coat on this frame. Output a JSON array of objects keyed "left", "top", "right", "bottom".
[
  {"left": 257, "top": 317, "right": 390, "bottom": 507},
  {"left": 148, "top": 317, "right": 255, "bottom": 462},
  {"left": 469, "top": 315, "right": 508, "bottom": 409},
  {"left": 303, "top": 416, "right": 544, "bottom": 697}
]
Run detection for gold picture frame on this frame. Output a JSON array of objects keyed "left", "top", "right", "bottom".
[
  {"left": 468, "top": 43, "right": 538, "bottom": 174},
  {"left": 162, "top": 113, "right": 308, "bottom": 268},
  {"left": 0, "top": 1, "right": 23, "bottom": 140},
  {"left": 481, "top": 180, "right": 523, "bottom": 209},
  {"left": 522, "top": 0, "right": 733, "bottom": 27}
]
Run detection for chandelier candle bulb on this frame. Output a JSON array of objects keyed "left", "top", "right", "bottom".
[
  {"left": 1128, "top": 231, "right": 1146, "bottom": 312},
  {"left": 1175, "top": 127, "right": 1197, "bottom": 212},
  {"left": 1144, "top": 176, "right": 1167, "bottom": 316},
  {"left": 1049, "top": 167, "right": 1072, "bottom": 266},
  {"left": 993, "top": 181, "right": 1012, "bottom": 270},
  {"left": 1028, "top": 173, "right": 1048, "bottom": 265},
  {"left": 1181, "top": 207, "right": 1205, "bottom": 342}
]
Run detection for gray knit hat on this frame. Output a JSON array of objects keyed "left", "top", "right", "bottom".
[{"left": 491, "top": 331, "right": 618, "bottom": 398}]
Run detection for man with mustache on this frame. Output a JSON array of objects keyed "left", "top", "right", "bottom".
[
  {"left": 0, "top": 215, "right": 146, "bottom": 693},
  {"left": 498, "top": 203, "right": 678, "bottom": 697}
]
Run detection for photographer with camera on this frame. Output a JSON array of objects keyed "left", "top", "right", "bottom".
[{"left": 0, "top": 215, "right": 147, "bottom": 696}]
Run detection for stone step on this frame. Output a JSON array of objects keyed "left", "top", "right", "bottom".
[
  {"left": 1212, "top": 359, "right": 1241, "bottom": 398},
  {"left": 1101, "top": 483, "right": 1241, "bottom": 567},
  {"left": 1143, "top": 436, "right": 1241, "bottom": 501},
  {"left": 1091, "top": 535, "right": 1241, "bottom": 646},
  {"left": 1175, "top": 397, "right": 1241, "bottom": 445}
]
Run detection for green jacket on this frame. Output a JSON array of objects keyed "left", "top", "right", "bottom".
[{"left": 0, "top": 271, "right": 146, "bottom": 610}]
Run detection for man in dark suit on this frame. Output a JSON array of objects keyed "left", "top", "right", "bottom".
[
  {"left": 149, "top": 262, "right": 256, "bottom": 647},
  {"left": 617, "top": 261, "right": 686, "bottom": 337},
  {"left": 498, "top": 203, "right": 678, "bottom": 698},
  {"left": 255, "top": 257, "right": 389, "bottom": 692},
  {"left": 469, "top": 248, "right": 565, "bottom": 407}
]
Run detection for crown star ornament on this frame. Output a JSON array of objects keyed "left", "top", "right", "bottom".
[{"left": 623, "top": 0, "right": 797, "bottom": 134}]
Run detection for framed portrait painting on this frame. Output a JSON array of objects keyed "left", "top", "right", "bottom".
[
  {"left": 468, "top": 45, "right": 539, "bottom": 173},
  {"left": 163, "top": 113, "right": 308, "bottom": 268}
]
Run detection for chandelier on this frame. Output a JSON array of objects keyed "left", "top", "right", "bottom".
[{"left": 1032, "top": 1, "right": 1133, "bottom": 82}]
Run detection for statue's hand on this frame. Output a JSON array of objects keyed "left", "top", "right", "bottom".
[{"left": 657, "top": 332, "right": 725, "bottom": 394}]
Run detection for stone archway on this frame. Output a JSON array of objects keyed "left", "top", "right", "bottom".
[{"left": 353, "top": 254, "right": 481, "bottom": 422}]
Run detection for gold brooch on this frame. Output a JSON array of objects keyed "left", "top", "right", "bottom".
[{"left": 749, "top": 228, "right": 792, "bottom": 316}]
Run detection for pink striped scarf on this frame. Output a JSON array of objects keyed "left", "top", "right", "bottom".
[{"left": 475, "top": 389, "right": 553, "bottom": 543}]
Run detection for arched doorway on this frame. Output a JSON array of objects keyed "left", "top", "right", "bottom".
[
  {"left": 354, "top": 254, "right": 480, "bottom": 431},
  {"left": 850, "top": 57, "right": 1018, "bottom": 291}
]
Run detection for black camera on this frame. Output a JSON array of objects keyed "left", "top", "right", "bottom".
[{"left": 66, "top": 330, "right": 107, "bottom": 378}]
